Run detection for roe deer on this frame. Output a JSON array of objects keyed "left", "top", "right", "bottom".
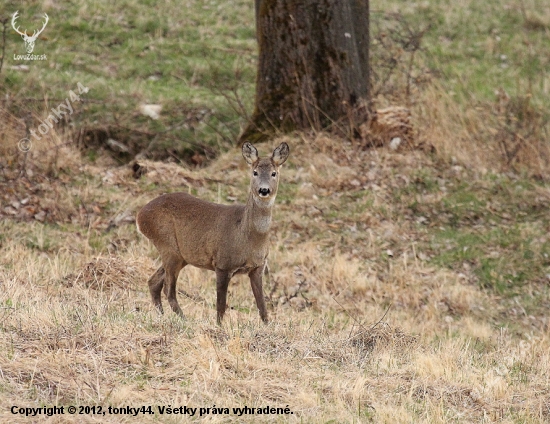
[{"left": 136, "top": 142, "right": 290, "bottom": 324}]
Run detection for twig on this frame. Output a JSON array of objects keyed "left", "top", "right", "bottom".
[
  {"left": 0, "top": 17, "right": 8, "bottom": 73},
  {"left": 332, "top": 294, "right": 392, "bottom": 340},
  {"left": 366, "top": 304, "right": 392, "bottom": 332},
  {"left": 177, "top": 289, "right": 205, "bottom": 303},
  {"left": 209, "top": 84, "right": 252, "bottom": 123},
  {"left": 202, "top": 119, "right": 235, "bottom": 145}
]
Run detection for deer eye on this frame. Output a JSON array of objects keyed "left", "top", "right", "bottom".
[
  {"left": 271, "top": 172, "right": 277, "bottom": 177},
  {"left": 253, "top": 171, "right": 258, "bottom": 176}
]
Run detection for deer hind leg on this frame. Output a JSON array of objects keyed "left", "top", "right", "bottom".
[
  {"left": 249, "top": 266, "right": 268, "bottom": 323},
  {"left": 161, "top": 254, "right": 185, "bottom": 317},
  {"left": 148, "top": 266, "right": 165, "bottom": 314}
]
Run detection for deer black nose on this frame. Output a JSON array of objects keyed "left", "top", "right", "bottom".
[{"left": 258, "top": 188, "right": 270, "bottom": 197}]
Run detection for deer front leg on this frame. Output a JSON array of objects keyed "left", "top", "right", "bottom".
[
  {"left": 249, "top": 266, "right": 268, "bottom": 323},
  {"left": 215, "top": 269, "right": 231, "bottom": 325}
]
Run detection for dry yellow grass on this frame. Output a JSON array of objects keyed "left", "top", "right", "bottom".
[
  {"left": 1, "top": 132, "right": 549, "bottom": 423},
  {"left": 412, "top": 81, "right": 550, "bottom": 177}
]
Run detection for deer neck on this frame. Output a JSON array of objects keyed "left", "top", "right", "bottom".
[{"left": 244, "top": 191, "right": 273, "bottom": 235}]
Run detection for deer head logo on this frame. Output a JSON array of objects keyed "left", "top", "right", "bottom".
[{"left": 12, "top": 11, "right": 49, "bottom": 54}]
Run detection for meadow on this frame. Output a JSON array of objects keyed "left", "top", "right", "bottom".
[{"left": 0, "top": 0, "right": 549, "bottom": 422}]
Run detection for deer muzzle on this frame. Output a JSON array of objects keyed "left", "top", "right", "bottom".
[{"left": 258, "top": 187, "right": 271, "bottom": 197}]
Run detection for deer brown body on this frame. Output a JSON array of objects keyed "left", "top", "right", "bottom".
[{"left": 136, "top": 142, "right": 289, "bottom": 324}]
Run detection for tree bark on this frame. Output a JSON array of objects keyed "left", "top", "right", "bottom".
[{"left": 241, "top": 0, "right": 370, "bottom": 143}]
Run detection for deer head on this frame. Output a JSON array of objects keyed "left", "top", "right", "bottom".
[{"left": 12, "top": 11, "right": 49, "bottom": 54}]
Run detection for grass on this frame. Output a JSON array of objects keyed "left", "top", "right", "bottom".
[
  {"left": 1, "top": 0, "right": 258, "bottom": 159},
  {"left": 3, "top": 137, "right": 549, "bottom": 422},
  {"left": 371, "top": 0, "right": 550, "bottom": 175},
  {"left": 2, "top": 0, "right": 548, "bottom": 166},
  {"left": 377, "top": 0, "right": 550, "bottom": 106},
  {"left": 1, "top": 0, "right": 550, "bottom": 422}
]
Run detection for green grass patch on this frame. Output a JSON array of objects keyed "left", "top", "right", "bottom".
[
  {"left": 0, "top": 0, "right": 257, "bottom": 159},
  {"left": 415, "top": 172, "right": 550, "bottom": 303}
]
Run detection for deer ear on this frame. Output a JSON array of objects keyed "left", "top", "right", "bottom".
[
  {"left": 272, "top": 142, "right": 290, "bottom": 166},
  {"left": 242, "top": 142, "right": 259, "bottom": 165}
]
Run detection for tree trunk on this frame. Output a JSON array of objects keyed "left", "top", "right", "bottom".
[{"left": 241, "top": 0, "right": 370, "bottom": 143}]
